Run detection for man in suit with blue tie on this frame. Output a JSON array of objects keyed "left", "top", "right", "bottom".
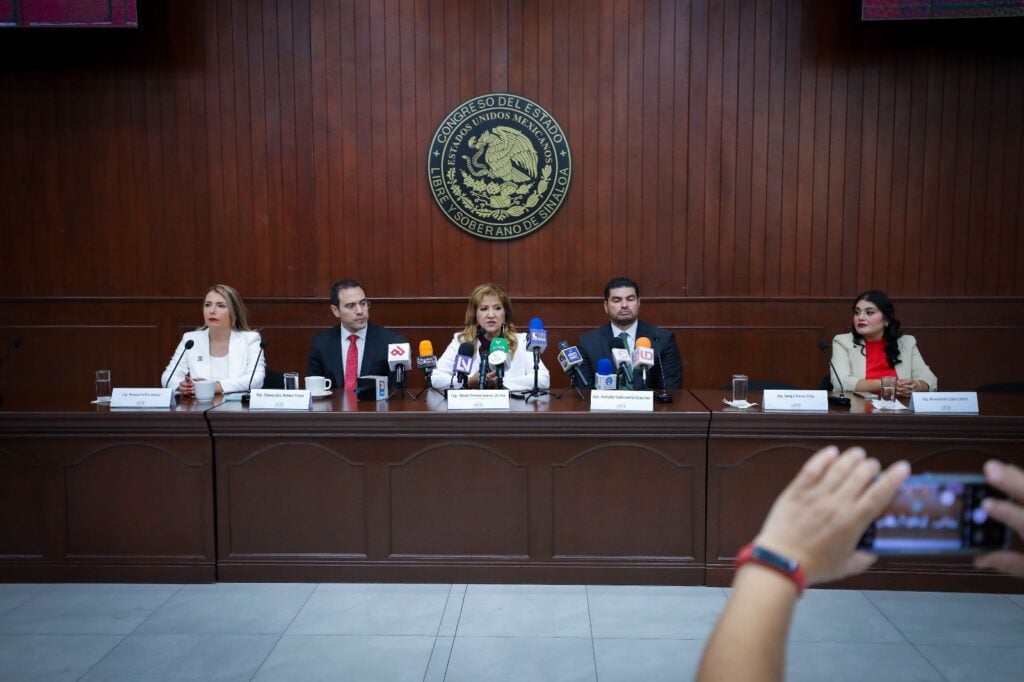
[
  {"left": 576, "top": 277, "right": 683, "bottom": 390},
  {"left": 307, "top": 279, "right": 407, "bottom": 392}
]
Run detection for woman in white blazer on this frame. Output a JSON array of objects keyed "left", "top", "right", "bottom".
[
  {"left": 831, "top": 289, "right": 937, "bottom": 399},
  {"left": 160, "top": 284, "right": 266, "bottom": 396},
  {"left": 432, "top": 283, "right": 550, "bottom": 392}
]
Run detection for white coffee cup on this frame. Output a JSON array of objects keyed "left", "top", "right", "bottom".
[
  {"left": 193, "top": 380, "right": 216, "bottom": 402},
  {"left": 305, "top": 376, "right": 332, "bottom": 393}
]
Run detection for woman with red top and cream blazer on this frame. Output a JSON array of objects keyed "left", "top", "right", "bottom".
[{"left": 831, "top": 289, "right": 938, "bottom": 400}]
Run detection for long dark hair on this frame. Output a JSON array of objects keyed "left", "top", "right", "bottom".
[{"left": 850, "top": 289, "right": 902, "bottom": 368}]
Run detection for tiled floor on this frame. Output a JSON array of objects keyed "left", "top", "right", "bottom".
[{"left": 1, "top": 582, "right": 1023, "bottom": 681}]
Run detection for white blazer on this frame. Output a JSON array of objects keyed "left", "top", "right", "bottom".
[
  {"left": 831, "top": 332, "right": 938, "bottom": 393},
  {"left": 431, "top": 332, "right": 551, "bottom": 391},
  {"left": 160, "top": 329, "right": 266, "bottom": 394}
]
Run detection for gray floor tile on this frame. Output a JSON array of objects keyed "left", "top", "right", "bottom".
[
  {"left": 865, "top": 590, "right": 1024, "bottom": 646},
  {"left": 136, "top": 583, "right": 315, "bottom": 635},
  {"left": 785, "top": 642, "right": 945, "bottom": 682},
  {"left": 423, "top": 635, "right": 454, "bottom": 682},
  {"left": 445, "top": 636, "right": 596, "bottom": 682},
  {"left": 252, "top": 634, "right": 434, "bottom": 682},
  {"left": 0, "top": 584, "right": 49, "bottom": 618},
  {"left": 790, "top": 589, "right": 905, "bottom": 643},
  {"left": 437, "top": 584, "right": 466, "bottom": 637},
  {"left": 287, "top": 583, "right": 449, "bottom": 636},
  {"left": 0, "top": 634, "right": 123, "bottom": 681},
  {"left": 588, "top": 585, "right": 728, "bottom": 639},
  {"left": 457, "top": 584, "right": 591, "bottom": 637},
  {"left": 80, "top": 633, "right": 278, "bottom": 681},
  {"left": 0, "top": 583, "right": 180, "bottom": 635},
  {"left": 918, "top": 644, "right": 1024, "bottom": 682},
  {"left": 594, "top": 637, "right": 704, "bottom": 682}
]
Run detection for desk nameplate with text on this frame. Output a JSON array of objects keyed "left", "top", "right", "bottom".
[
  {"left": 110, "top": 388, "right": 174, "bottom": 409},
  {"left": 590, "top": 390, "right": 654, "bottom": 412},
  {"left": 911, "top": 392, "right": 979, "bottom": 414},
  {"left": 249, "top": 389, "right": 311, "bottom": 411},
  {"left": 447, "top": 389, "right": 511, "bottom": 410},
  {"left": 763, "top": 390, "right": 829, "bottom": 412}
]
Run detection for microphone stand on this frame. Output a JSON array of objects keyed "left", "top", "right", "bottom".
[
  {"left": 819, "top": 340, "right": 851, "bottom": 407},
  {"left": 389, "top": 365, "right": 416, "bottom": 400},
  {"left": 516, "top": 347, "right": 551, "bottom": 403},
  {"left": 412, "top": 368, "right": 446, "bottom": 400}
]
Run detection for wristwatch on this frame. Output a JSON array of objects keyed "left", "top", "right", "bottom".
[{"left": 735, "top": 543, "right": 806, "bottom": 596}]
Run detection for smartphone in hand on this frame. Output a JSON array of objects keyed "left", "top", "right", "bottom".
[{"left": 857, "top": 473, "right": 1009, "bottom": 554}]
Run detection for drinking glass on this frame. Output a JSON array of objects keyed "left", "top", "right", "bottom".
[
  {"left": 732, "top": 374, "right": 748, "bottom": 403},
  {"left": 881, "top": 376, "right": 897, "bottom": 402},
  {"left": 95, "top": 369, "right": 112, "bottom": 403},
  {"left": 283, "top": 372, "right": 299, "bottom": 390}
]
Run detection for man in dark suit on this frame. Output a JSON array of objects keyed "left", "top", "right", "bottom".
[
  {"left": 577, "top": 277, "right": 683, "bottom": 389},
  {"left": 307, "top": 279, "right": 407, "bottom": 391}
]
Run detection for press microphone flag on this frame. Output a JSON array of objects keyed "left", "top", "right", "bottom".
[
  {"left": 489, "top": 337, "right": 510, "bottom": 388},
  {"left": 632, "top": 336, "right": 655, "bottom": 390},
  {"left": 417, "top": 340, "right": 437, "bottom": 369},
  {"left": 388, "top": 342, "right": 412, "bottom": 387},
  {"left": 454, "top": 341, "right": 475, "bottom": 385},
  {"left": 526, "top": 318, "right": 548, "bottom": 354},
  {"left": 594, "top": 357, "right": 617, "bottom": 390},
  {"left": 556, "top": 340, "right": 589, "bottom": 388}
]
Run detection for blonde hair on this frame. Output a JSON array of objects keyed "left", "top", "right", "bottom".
[
  {"left": 459, "top": 283, "right": 518, "bottom": 354},
  {"left": 201, "top": 284, "right": 252, "bottom": 332}
]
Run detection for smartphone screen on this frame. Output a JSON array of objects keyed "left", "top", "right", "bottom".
[{"left": 857, "top": 474, "right": 1009, "bottom": 554}]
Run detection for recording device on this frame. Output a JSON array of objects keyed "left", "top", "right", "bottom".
[
  {"left": 857, "top": 474, "right": 1009, "bottom": 554},
  {"left": 476, "top": 329, "right": 491, "bottom": 390},
  {"left": 488, "top": 337, "right": 509, "bottom": 389},
  {"left": 240, "top": 339, "right": 267, "bottom": 405},
  {"left": 454, "top": 341, "right": 475, "bottom": 387},
  {"left": 0, "top": 336, "right": 23, "bottom": 406},
  {"left": 556, "top": 341, "right": 589, "bottom": 389},
  {"left": 387, "top": 342, "right": 412, "bottom": 387},
  {"left": 594, "top": 358, "right": 617, "bottom": 390},
  {"left": 610, "top": 338, "right": 632, "bottom": 389},
  {"left": 632, "top": 336, "right": 655, "bottom": 390},
  {"left": 164, "top": 339, "right": 195, "bottom": 388},
  {"left": 818, "top": 340, "right": 851, "bottom": 407}
]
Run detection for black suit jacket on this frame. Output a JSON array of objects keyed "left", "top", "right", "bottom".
[
  {"left": 576, "top": 320, "right": 683, "bottom": 389},
  {"left": 307, "top": 323, "right": 407, "bottom": 388}
]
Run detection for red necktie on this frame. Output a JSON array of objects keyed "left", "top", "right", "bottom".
[{"left": 345, "top": 334, "right": 359, "bottom": 392}]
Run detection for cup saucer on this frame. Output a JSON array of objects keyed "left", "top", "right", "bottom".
[{"left": 310, "top": 389, "right": 333, "bottom": 399}]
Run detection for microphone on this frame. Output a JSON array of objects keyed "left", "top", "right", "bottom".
[
  {"left": 632, "top": 337, "right": 655, "bottom": 390},
  {"left": 526, "top": 317, "right": 548, "bottom": 370},
  {"left": 556, "top": 340, "right": 589, "bottom": 389},
  {"left": 240, "top": 339, "right": 267, "bottom": 404},
  {"left": 454, "top": 341, "right": 475, "bottom": 387},
  {"left": 819, "top": 340, "right": 851, "bottom": 407},
  {"left": 594, "top": 358, "right": 617, "bottom": 390},
  {"left": 387, "top": 342, "right": 412, "bottom": 387},
  {"left": 610, "top": 338, "right": 633, "bottom": 389},
  {"left": 417, "top": 340, "right": 437, "bottom": 380},
  {"left": 476, "top": 329, "right": 491, "bottom": 390},
  {"left": 164, "top": 339, "right": 195, "bottom": 388},
  {"left": 488, "top": 337, "right": 510, "bottom": 389}
]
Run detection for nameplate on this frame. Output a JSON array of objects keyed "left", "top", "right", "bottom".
[
  {"left": 110, "top": 388, "right": 174, "bottom": 408},
  {"left": 590, "top": 390, "right": 654, "bottom": 412},
  {"left": 447, "top": 389, "right": 510, "bottom": 410},
  {"left": 911, "top": 392, "right": 979, "bottom": 414},
  {"left": 763, "top": 390, "right": 829, "bottom": 412},
  {"left": 248, "top": 389, "right": 311, "bottom": 410}
]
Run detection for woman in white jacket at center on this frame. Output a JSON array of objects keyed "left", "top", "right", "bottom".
[
  {"left": 431, "top": 283, "right": 550, "bottom": 392},
  {"left": 160, "top": 284, "right": 266, "bottom": 396}
]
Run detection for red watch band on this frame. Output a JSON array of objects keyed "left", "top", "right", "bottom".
[{"left": 735, "top": 543, "right": 806, "bottom": 596}]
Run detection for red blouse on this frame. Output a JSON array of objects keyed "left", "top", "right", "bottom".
[{"left": 864, "top": 339, "right": 897, "bottom": 380}]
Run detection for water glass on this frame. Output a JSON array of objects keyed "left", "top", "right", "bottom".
[
  {"left": 881, "top": 375, "right": 897, "bottom": 402},
  {"left": 95, "top": 369, "right": 112, "bottom": 403},
  {"left": 283, "top": 372, "right": 299, "bottom": 390},
  {"left": 731, "top": 374, "right": 748, "bottom": 403}
]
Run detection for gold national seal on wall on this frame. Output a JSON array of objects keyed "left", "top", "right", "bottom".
[{"left": 428, "top": 93, "right": 571, "bottom": 241}]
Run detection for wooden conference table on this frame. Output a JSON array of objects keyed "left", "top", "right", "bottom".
[{"left": 1, "top": 389, "right": 1022, "bottom": 591}]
